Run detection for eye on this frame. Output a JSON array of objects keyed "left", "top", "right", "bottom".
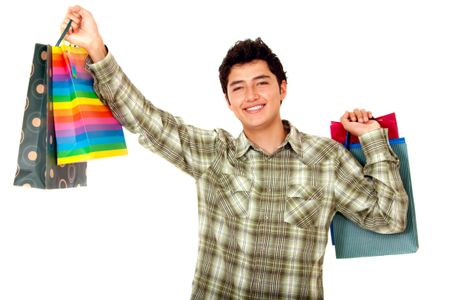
[
  {"left": 257, "top": 81, "right": 269, "bottom": 86},
  {"left": 232, "top": 86, "right": 243, "bottom": 92}
]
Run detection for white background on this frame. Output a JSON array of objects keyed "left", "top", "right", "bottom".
[{"left": 1, "top": 1, "right": 449, "bottom": 299}]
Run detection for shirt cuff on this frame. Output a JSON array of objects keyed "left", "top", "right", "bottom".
[
  {"left": 358, "top": 128, "right": 398, "bottom": 164},
  {"left": 86, "top": 47, "right": 119, "bottom": 85}
]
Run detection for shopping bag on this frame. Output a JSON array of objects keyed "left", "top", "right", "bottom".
[
  {"left": 330, "top": 112, "right": 399, "bottom": 144},
  {"left": 51, "top": 27, "right": 127, "bottom": 165},
  {"left": 13, "top": 44, "right": 87, "bottom": 189},
  {"left": 329, "top": 115, "right": 419, "bottom": 258}
]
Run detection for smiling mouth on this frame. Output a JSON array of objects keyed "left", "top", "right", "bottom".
[{"left": 244, "top": 104, "right": 265, "bottom": 113}]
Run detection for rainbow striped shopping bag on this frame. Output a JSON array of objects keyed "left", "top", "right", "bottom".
[{"left": 50, "top": 44, "right": 127, "bottom": 165}]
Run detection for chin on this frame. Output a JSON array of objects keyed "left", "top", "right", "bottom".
[{"left": 243, "top": 120, "right": 268, "bottom": 130}]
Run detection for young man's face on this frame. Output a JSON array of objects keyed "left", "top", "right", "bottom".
[{"left": 226, "top": 59, "right": 287, "bottom": 132}]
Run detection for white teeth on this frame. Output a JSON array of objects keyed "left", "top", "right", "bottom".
[{"left": 246, "top": 105, "right": 264, "bottom": 111}]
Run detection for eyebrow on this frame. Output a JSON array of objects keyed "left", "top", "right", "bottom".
[{"left": 229, "top": 75, "right": 271, "bottom": 87}]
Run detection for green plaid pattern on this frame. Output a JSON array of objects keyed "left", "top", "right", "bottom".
[{"left": 87, "top": 53, "right": 408, "bottom": 300}]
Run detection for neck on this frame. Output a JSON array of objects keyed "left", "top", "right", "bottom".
[{"left": 244, "top": 120, "right": 287, "bottom": 155}]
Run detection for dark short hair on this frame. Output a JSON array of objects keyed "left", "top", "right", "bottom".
[{"left": 219, "top": 37, "right": 287, "bottom": 96}]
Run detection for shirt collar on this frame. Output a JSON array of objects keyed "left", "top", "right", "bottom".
[{"left": 235, "top": 120, "right": 303, "bottom": 159}]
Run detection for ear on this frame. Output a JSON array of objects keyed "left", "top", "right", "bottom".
[{"left": 280, "top": 80, "right": 287, "bottom": 101}]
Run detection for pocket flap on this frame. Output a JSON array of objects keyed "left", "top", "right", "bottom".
[
  {"left": 218, "top": 174, "right": 253, "bottom": 218},
  {"left": 220, "top": 173, "right": 253, "bottom": 194},
  {"left": 284, "top": 185, "right": 325, "bottom": 228},
  {"left": 287, "top": 184, "right": 324, "bottom": 199}
]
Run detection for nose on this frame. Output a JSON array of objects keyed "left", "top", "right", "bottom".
[{"left": 245, "top": 85, "right": 259, "bottom": 102}]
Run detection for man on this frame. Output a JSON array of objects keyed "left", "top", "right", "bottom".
[{"left": 62, "top": 5, "right": 408, "bottom": 299}]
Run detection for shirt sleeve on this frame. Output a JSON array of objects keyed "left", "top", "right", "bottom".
[
  {"left": 334, "top": 128, "right": 408, "bottom": 234},
  {"left": 86, "top": 51, "right": 219, "bottom": 179}
]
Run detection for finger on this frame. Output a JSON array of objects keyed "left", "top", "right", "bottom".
[
  {"left": 367, "top": 111, "right": 373, "bottom": 119},
  {"left": 360, "top": 109, "right": 368, "bottom": 122},
  {"left": 340, "top": 111, "right": 349, "bottom": 122},
  {"left": 349, "top": 111, "right": 357, "bottom": 122},
  {"left": 61, "top": 19, "right": 73, "bottom": 35},
  {"left": 67, "top": 6, "right": 85, "bottom": 24},
  {"left": 61, "top": 20, "right": 70, "bottom": 35},
  {"left": 353, "top": 108, "right": 363, "bottom": 123},
  {"left": 70, "top": 20, "right": 80, "bottom": 32},
  {"left": 67, "top": 13, "right": 81, "bottom": 24},
  {"left": 70, "top": 11, "right": 81, "bottom": 18},
  {"left": 62, "top": 17, "right": 80, "bottom": 35},
  {"left": 69, "top": 5, "right": 82, "bottom": 14},
  {"left": 71, "top": 5, "right": 91, "bottom": 18},
  {"left": 64, "top": 14, "right": 81, "bottom": 28}
]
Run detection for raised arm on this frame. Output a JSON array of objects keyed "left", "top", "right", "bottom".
[{"left": 61, "top": 6, "right": 220, "bottom": 179}]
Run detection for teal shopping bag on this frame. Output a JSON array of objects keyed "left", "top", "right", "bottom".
[{"left": 331, "top": 137, "right": 419, "bottom": 258}]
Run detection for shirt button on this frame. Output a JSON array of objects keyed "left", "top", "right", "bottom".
[{"left": 264, "top": 215, "right": 269, "bottom": 220}]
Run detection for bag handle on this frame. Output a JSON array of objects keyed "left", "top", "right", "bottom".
[
  {"left": 55, "top": 19, "right": 79, "bottom": 78},
  {"left": 56, "top": 19, "right": 73, "bottom": 46}
]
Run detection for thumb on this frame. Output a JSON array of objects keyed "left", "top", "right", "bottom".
[{"left": 340, "top": 111, "right": 350, "bottom": 125}]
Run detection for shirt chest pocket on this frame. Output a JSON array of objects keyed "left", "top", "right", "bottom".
[
  {"left": 217, "top": 174, "right": 253, "bottom": 219},
  {"left": 284, "top": 185, "right": 327, "bottom": 228}
]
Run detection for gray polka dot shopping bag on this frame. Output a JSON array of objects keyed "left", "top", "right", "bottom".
[{"left": 14, "top": 43, "right": 87, "bottom": 189}]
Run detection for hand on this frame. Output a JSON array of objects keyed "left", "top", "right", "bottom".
[
  {"left": 60, "top": 5, "right": 106, "bottom": 62},
  {"left": 340, "top": 109, "right": 380, "bottom": 137}
]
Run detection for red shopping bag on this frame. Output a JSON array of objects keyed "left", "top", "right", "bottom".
[{"left": 330, "top": 112, "right": 399, "bottom": 144}]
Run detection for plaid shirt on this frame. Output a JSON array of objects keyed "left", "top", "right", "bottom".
[{"left": 88, "top": 52, "right": 408, "bottom": 300}]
